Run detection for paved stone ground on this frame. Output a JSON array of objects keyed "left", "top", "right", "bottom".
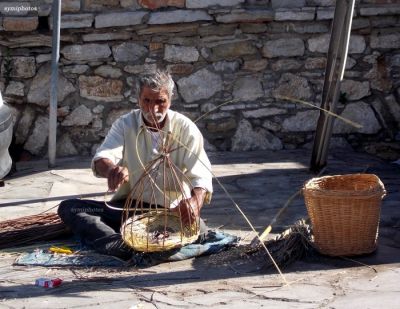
[{"left": 1, "top": 149, "right": 400, "bottom": 308}]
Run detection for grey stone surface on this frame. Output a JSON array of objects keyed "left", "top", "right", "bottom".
[
  {"left": 27, "top": 64, "right": 75, "bottom": 107},
  {"left": 62, "top": 105, "right": 93, "bottom": 126},
  {"left": 124, "top": 64, "right": 157, "bottom": 74},
  {"left": 9, "top": 57, "right": 35, "bottom": 79},
  {"left": 79, "top": 76, "right": 124, "bottom": 102},
  {"left": 61, "top": 44, "right": 112, "bottom": 61},
  {"left": 216, "top": 10, "right": 274, "bottom": 23},
  {"left": 308, "top": 34, "right": 366, "bottom": 54},
  {"left": 186, "top": 0, "right": 244, "bottom": 8},
  {"left": 271, "top": 0, "right": 305, "bottom": 8},
  {"left": 231, "top": 119, "right": 283, "bottom": 151},
  {"left": 36, "top": 54, "right": 52, "bottom": 64},
  {"left": 262, "top": 38, "right": 305, "bottom": 58},
  {"left": 5, "top": 81, "right": 24, "bottom": 96},
  {"left": 282, "top": 110, "right": 319, "bottom": 132},
  {"left": 340, "top": 80, "right": 370, "bottom": 101},
  {"left": 274, "top": 8, "right": 315, "bottom": 21},
  {"left": 106, "top": 108, "right": 132, "bottom": 126},
  {"left": 63, "top": 65, "right": 90, "bottom": 75},
  {"left": 112, "top": 42, "right": 148, "bottom": 62},
  {"left": 233, "top": 77, "right": 264, "bottom": 102},
  {"left": 82, "top": 32, "right": 132, "bottom": 42},
  {"left": 370, "top": 32, "right": 400, "bottom": 49},
  {"left": 262, "top": 119, "right": 281, "bottom": 132},
  {"left": 384, "top": 95, "right": 400, "bottom": 125},
  {"left": 148, "top": 10, "right": 212, "bottom": 24},
  {"left": 50, "top": 14, "right": 94, "bottom": 29},
  {"left": 177, "top": 69, "right": 222, "bottom": 103},
  {"left": 23, "top": 115, "right": 48, "bottom": 155},
  {"left": 360, "top": 6, "right": 400, "bottom": 16},
  {"left": 243, "top": 59, "right": 268, "bottom": 72},
  {"left": 62, "top": 0, "right": 81, "bottom": 12},
  {"left": 95, "top": 12, "right": 147, "bottom": 28},
  {"left": 316, "top": 7, "right": 334, "bottom": 20},
  {"left": 272, "top": 73, "right": 312, "bottom": 101},
  {"left": 15, "top": 106, "right": 35, "bottom": 144},
  {"left": 333, "top": 102, "right": 381, "bottom": 134},
  {"left": 243, "top": 107, "right": 286, "bottom": 118},
  {"left": 94, "top": 65, "right": 123, "bottom": 78},
  {"left": 208, "top": 41, "right": 258, "bottom": 61},
  {"left": 57, "top": 134, "right": 79, "bottom": 157},
  {"left": 271, "top": 59, "right": 302, "bottom": 71},
  {"left": 164, "top": 45, "right": 199, "bottom": 63},
  {"left": 212, "top": 60, "right": 241, "bottom": 73}
]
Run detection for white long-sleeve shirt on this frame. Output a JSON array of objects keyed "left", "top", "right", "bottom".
[{"left": 92, "top": 109, "right": 213, "bottom": 206}]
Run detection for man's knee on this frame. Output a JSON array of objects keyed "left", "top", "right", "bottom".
[{"left": 57, "top": 199, "right": 80, "bottom": 221}]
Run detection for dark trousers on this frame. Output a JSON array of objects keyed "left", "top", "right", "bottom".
[{"left": 58, "top": 199, "right": 207, "bottom": 254}]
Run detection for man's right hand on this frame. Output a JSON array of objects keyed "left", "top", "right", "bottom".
[{"left": 94, "top": 158, "right": 129, "bottom": 192}]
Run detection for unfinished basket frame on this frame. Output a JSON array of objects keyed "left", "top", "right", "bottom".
[{"left": 303, "top": 173, "right": 386, "bottom": 256}]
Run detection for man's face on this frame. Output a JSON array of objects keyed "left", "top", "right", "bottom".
[{"left": 139, "top": 86, "right": 171, "bottom": 128}]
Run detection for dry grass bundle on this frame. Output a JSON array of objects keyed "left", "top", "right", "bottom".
[
  {"left": 208, "top": 220, "right": 313, "bottom": 271},
  {"left": 0, "top": 213, "right": 70, "bottom": 249}
]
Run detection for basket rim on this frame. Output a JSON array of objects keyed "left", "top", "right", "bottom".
[{"left": 303, "top": 173, "right": 386, "bottom": 197}]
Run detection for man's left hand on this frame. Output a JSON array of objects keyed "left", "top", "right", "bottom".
[{"left": 172, "top": 188, "right": 206, "bottom": 226}]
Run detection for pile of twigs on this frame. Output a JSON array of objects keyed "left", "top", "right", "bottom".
[
  {"left": 0, "top": 213, "right": 71, "bottom": 249},
  {"left": 209, "top": 220, "right": 314, "bottom": 271}
]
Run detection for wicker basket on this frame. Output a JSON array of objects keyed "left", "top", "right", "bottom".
[
  {"left": 303, "top": 174, "right": 386, "bottom": 256},
  {"left": 121, "top": 211, "right": 199, "bottom": 253}
]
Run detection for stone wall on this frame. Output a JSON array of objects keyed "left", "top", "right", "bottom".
[{"left": 1, "top": 0, "right": 400, "bottom": 160}]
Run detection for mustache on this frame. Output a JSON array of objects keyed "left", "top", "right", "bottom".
[{"left": 143, "top": 112, "right": 165, "bottom": 123}]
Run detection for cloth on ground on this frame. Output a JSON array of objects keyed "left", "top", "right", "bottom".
[{"left": 14, "top": 231, "right": 238, "bottom": 268}]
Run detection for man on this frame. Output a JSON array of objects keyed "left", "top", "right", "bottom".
[{"left": 58, "top": 69, "right": 213, "bottom": 260}]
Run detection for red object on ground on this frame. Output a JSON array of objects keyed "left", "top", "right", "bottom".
[{"left": 35, "top": 278, "right": 62, "bottom": 288}]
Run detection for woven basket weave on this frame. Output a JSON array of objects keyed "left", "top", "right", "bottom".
[
  {"left": 303, "top": 174, "right": 386, "bottom": 256},
  {"left": 121, "top": 211, "right": 199, "bottom": 253}
]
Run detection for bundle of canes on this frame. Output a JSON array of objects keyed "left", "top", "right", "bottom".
[
  {"left": 116, "top": 129, "right": 201, "bottom": 253},
  {"left": 0, "top": 213, "right": 70, "bottom": 249}
]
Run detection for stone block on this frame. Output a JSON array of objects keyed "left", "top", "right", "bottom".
[
  {"left": 84, "top": 0, "right": 120, "bottom": 11},
  {"left": 61, "top": 44, "right": 112, "bottom": 61},
  {"left": 308, "top": 34, "right": 366, "bottom": 54},
  {"left": 240, "top": 23, "right": 267, "bottom": 33},
  {"left": 15, "top": 106, "right": 35, "bottom": 144},
  {"left": 274, "top": 8, "right": 315, "bottom": 21},
  {"left": 36, "top": 54, "right": 52, "bottom": 64},
  {"left": 82, "top": 32, "right": 131, "bottom": 42},
  {"left": 262, "top": 38, "right": 305, "bottom": 58},
  {"left": 209, "top": 41, "right": 258, "bottom": 61},
  {"left": 282, "top": 110, "right": 319, "bottom": 132},
  {"left": 305, "top": 57, "right": 326, "bottom": 70},
  {"left": 212, "top": 60, "right": 241, "bottom": 73},
  {"left": 164, "top": 45, "right": 199, "bottom": 63},
  {"left": 62, "top": 0, "right": 81, "bottom": 12},
  {"left": 95, "top": 12, "right": 147, "bottom": 28},
  {"left": 360, "top": 5, "right": 400, "bottom": 16},
  {"left": 138, "top": 0, "right": 184, "bottom": 9},
  {"left": 57, "top": 134, "right": 78, "bottom": 157},
  {"left": 271, "top": 0, "right": 305, "bottom": 8},
  {"left": 62, "top": 105, "right": 94, "bottom": 126},
  {"left": 340, "top": 80, "right": 370, "bottom": 101},
  {"left": 316, "top": 8, "right": 335, "bottom": 20},
  {"left": 112, "top": 42, "right": 148, "bottom": 62},
  {"left": 186, "top": 0, "right": 244, "bottom": 8},
  {"left": 7, "top": 57, "right": 36, "bottom": 79},
  {"left": 216, "top": 10, "right": 274, "bottom": 23},
  {"left": 148, "top": 10, "right": 212, "bottom": 24},
  {"left": 24, "top": 116, "right": 48, "bottom": 155},
  {"left": 177, "top": 69, "right": 222, "bottom": 103},
  {"left": 0, "top": 2, "right": 31, "bottom": 16},
  {"left": 79, "top": 76, "right": 124, "bottom": 102},
  {"left": 370, "top": 32, "right": 400, "bottom": 49},
  {"left": 94, "top": 65, "right": 122, "bottom": 78},
  {"left": 233, "top": 77, "right": 264, "bottom": 102},
  {"left": 271, "top": 59, "right": 302, "bottom": 71},
  {"left": 27, "top": 64, "right": 75, "bottom": 107},
  {"left": 5, "top": 81, "right": 24, "bottom": 96},
  {"left": 272, "top": 73, "right": 312, "bottom": 100},
  {"left": 231, "top": 119, "right": 282, "bottom": 151},
  {"left": 139, "top": 24, "right": 199, "bottom": 35},
  {"left": 166, "top": 64, "right": 194, "bottom": 75},
  {"left": 206, "top": 118, "right": 237, "bottom": 133},
  {"left": 243, "top": 108, "right": 286, "bottom": 118},
  {"left": 63, "top": 65, "right": 90, "bottom": 74},
  {"left": 3, "top": 17, "right": 38, "bottom": 31},
  {"left": 243, "top": 59, "right": 268, "bottom": 72},
  {"left": 49, "top": 14, "right": 94, "bottom": 29},
  {"left": 333, "top": 102, "right": 381, "bottom": 134},
  {"left": 198, "top": 24, "right": 236, "bottom": 36}
]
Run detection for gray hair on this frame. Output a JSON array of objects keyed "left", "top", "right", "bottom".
[{"left": 136, "top": 69, "right": 174, "bottom": 99}]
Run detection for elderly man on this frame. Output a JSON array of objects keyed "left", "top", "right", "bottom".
[{"left": 58, "top": 69, "right": 213, "bottom": 260}]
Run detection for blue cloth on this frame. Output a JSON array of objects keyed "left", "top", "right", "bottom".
[{"left": 15, "top": 231, "right": 238, "bottom": 267}]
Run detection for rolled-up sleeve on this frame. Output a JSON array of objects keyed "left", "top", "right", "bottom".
[{"left": 91, "top": 117, "right": 125, "bottom": 177}]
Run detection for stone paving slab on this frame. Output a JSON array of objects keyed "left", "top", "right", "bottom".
[{"left": 0, "top": 150, "right": 400, "bottom": 308}]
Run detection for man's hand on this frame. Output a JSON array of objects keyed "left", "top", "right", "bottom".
[
  {"left": 94, "top": 158, "right": 129, "bottom": 192},
  {"left": 107, "top": 165, "right": 129, "bottom": 192},
  {"left": 172, "top": 188, "right": 206, "bottom": 226}
]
